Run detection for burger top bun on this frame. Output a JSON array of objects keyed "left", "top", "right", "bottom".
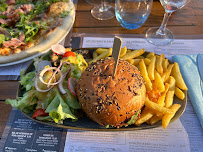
[{"left": 76, "top": 58, "right": 146, "bottom": 128}]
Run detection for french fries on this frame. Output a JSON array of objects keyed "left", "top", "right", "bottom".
[
  {"left": 146, "top": 52, "right": 155, "bottom": 58},
  {"left": 126, "top": 59, "right": 135, "bottom": 64},
  {"left": 154, "top": 70, "right": 165, "bottom": 93},
  {"left": 95, "top": 48, "right": 108, "bottom": 54},
  {"left": 127, "top": 49, "right": 131, "bottom": 53},
  {"left": 119, "top": 46, "right": 127, "bottom": 57},
  {"left": 93, "top": 51, "right": 98, "bottom": 59},
  {"left": 121, "top": 48, "right": 145, "bottom": 60},
  {"left": 145, "top": 98, "right": 173, "bottom": 114},
  {"left": 155, "top": 84, "right": 168, "bottom": 118},
  {"left": 155, "top": 53, "right": 164, "bottom": 74},
  {"left": 162, "top": 104, "right": 181, "bottom": 130},
  {"left": 126, "top": 59, "right": 141, "bottom": 66},
  {"left": 175, "top": 87, "right": 185, "bottom": 100},
  {"left": 172, "top": 62, "right": 188, "bottom": 90},
  {"left": 89, "top": 48, "right": 112, "bottom": 64},
  {"left": 144, "top": 58, "right": 151, "bottom": 66},
  {"left": 133, "top": 59, "right": 141, "bottom": 66},
  {"left": 157, "top": 83, "right": 169, "bottom": 106},
  {"left": 150, "top": 115, "right": 162, "bottom": 125},
  {"left": 162, "top": 64, "right": 174, "bottom": 82},
  {"left": 139, "top": 59, "right": 152, "bottom": 91},
  {"left": 165, "top": 76, "right": 175, "bottom": 108},
  {"left": 147, "top": 56, "right": 156, "bottom": 80},
  {"left": 90, "top": 47, "right": 187, "bottom": 130},
  {"left": 136, "top": 56, "right": 145, "bottom": 59},
  {"left": 135, "top": 107, "right": 154, "bottom": 126},
  {"left": 162, "top": 58, "right": 169, "bottom": 72}
]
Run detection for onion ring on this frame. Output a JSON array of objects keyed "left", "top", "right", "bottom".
[
  {"left": 34, "top": 73, "right": 55, "bottom": 92},
  {"left": 39, "top": 67, "right": 63, "bottom": 86}
]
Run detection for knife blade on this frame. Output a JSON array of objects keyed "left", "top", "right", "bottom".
[{"left": 197, "top": 54, "right": 203, "bottom": 81}]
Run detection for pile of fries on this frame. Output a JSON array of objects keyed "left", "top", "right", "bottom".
[{"left": 89, "top": 47, "right": 188, "bottom": 130}]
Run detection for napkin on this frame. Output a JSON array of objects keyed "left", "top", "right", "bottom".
[
  {"left": 0, "top": 61, "right": 31, "bottom": 81},
  {"left": 172, "top": 54, "right": 203, "bottom": 129}
]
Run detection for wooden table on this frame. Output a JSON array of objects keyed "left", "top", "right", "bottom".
[{"left": 0, "top": 0, "right": 202, "bottom": 139}]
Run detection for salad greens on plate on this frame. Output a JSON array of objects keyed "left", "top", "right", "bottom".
[{"left": 6, "top": 44, "right": 88, "bottom": 124}]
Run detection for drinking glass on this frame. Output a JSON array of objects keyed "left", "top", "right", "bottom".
[
  {"left": 91, "top": 0, "right": 114, "bottom": 20},
  {"left": 115, "top": 0, "right": 153, "bottom": 30},
  {"left": 86, "top": 0, "right": 100, "bottom": 5},
  {"left": 145, "top": 0, "right": 191, "bottom": 46}
]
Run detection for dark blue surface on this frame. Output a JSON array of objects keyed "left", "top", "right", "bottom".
[{"left": 3, "top": 109, "right": 66, "bottom": 152}]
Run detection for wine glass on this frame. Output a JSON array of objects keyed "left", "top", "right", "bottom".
[
  {"left": 145, "top": 0, "right": 191, "bottom": 46},
  {"left": 115, "top": 0, "right": 153, "bottom": 30},
  {"left": 91, "top": 0, "right": 114, "bottom": 20}
]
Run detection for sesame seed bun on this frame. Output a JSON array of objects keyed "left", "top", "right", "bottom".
[{"left": 76, "top": 58, "right": 146, "bottom": 128}]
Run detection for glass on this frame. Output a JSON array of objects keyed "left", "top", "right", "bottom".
[
  {"left": 145, "top": 0, "right": 191, "bottom": 46},
  {"left": 115, "top": 0, "right": 153, "bottom": 30},
  {"left": 85, "top": 0, "right": 100, "bottom": 5},
  {"left": 91, "top": 0, "right": 114, "bottom": 20}
]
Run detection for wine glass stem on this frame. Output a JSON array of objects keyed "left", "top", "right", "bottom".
[
  {"left": 156, "top": 11, "right": 172, "bottom": 35},
  {"left": 100, "top": 0, "right": 108, "bottom": 12}
]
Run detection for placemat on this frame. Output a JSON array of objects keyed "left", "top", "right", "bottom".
[{"left": 1, "top": 34, "right": 203, "bottom": 152}]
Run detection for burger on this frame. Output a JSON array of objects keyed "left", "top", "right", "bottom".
[{"left": 76, "top": 58, "right": 146, "bottom": 128}]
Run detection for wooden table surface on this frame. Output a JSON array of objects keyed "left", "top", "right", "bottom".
[{"left": 0, "top": 0, "right": 203, "bottom": 139}]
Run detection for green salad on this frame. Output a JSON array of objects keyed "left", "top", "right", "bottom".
[{"left": 6, "top": 44, "right": 88, "bottom": 124}]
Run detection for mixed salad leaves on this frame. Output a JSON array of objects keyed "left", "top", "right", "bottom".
[
  {"left": 0, "top": 0, "right": 71, "bottom": 45},
  {"left": 6, "top": 44, "right": 88, "bottom": 124}
]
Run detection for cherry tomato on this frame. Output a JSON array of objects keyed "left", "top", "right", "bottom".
[
  {"left": 32, "top": 108, "right": 48, "bottom": 118},
  {"left": 63, "top": 51, "right": 76, "bottom": 57}
]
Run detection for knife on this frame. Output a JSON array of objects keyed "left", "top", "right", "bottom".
[{"left": 197, "top": 54, "right": 203, "bottom": 81}]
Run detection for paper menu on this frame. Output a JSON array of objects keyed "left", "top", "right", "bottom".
[
  {"left": 82, "top": 37, "right": 203, "bottom": 61},
  {"left": 64, "top": 120, "right": 190, "bottom": 152}
]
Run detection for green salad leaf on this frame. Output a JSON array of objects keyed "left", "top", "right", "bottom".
[
  {"left": 60, "top": 11, "right": 70, "bottom": 18},
  {"left": 0, "top": 34, "right": 6, "bottom": 45},
  {"left": 33, "top": 2, "right": 48, "bottom": 15},
  {"left": 0, "top": 2, "right": 7, "bottom": 12},
  {"left": 127, "top": 110, "right": 141, "bottom": 125},
  {"left": 5, "top": 91, "right": 37, "bottom": 111},
  {"left": 15, "top": 13, "right": 47, "bottom": 42},
  {"left": 19, "top": 69, "right": 36, "bottom": 91},
  {"left": 36, "top": 115, "right": 52, "bottom": 121},
  {"left": 63, "top": 89, "right": 81, "bottom": 109},
  {"left": 45, "top": 93, "right": 77, "bottom": 123},
  {"left": 15, "top": 0, "right": 30, "bottom": 5}
]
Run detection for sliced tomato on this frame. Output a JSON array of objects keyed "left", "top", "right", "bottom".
[
  {"left": 63, "top": 51, "right": 76, "bottom": 57},
  {"left": 32, "top": 108, "right": 48, "bottom": 118}
]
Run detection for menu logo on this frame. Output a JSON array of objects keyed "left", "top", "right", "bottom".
[{"left": 5, "top": 147, "right": 17, "bottom": 150}]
